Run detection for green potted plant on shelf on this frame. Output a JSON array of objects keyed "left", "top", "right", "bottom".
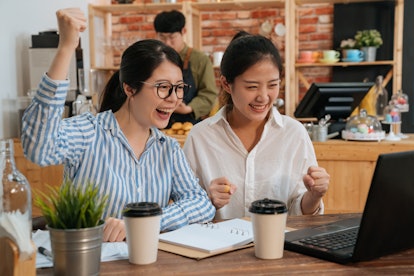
[
  {"left": 354, "top": 29, "right": 383, "bottom": 62},
  {"left": 35, "top": 178, "right": 108, "bottom": 276}
]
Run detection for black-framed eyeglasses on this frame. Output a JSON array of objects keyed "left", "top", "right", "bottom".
[{"left": 140, "top": 81, "right": 190, "bottom": 99}]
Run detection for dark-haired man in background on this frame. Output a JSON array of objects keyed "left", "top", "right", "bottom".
[{"left": 154, "top": 10, "right": 218, "bottom": 127}]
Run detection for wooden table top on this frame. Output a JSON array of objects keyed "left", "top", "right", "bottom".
[{"left": 36, "top": 213, "right": 414, "bottom": 275}]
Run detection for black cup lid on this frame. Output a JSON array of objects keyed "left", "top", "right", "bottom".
[
  {"left": 249, "top": 198, "right": 287, "bottom": 214},
  {"left": 122, "top": 202, "right": 163, "bottom": 217}
]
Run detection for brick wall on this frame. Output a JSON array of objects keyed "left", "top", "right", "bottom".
[{"left": 108, "top": 1, "right": 334, "bottom": 110}]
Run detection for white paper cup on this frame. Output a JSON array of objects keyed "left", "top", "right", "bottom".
[
  {"left": 213, "top": 51, "right": 224, "bottom": 67},
  {"left": 249, "top": 198, "right": 287, "bottom": 259},
  {"left": 123, "top": 202, "right": 162, "bottom": 265}
]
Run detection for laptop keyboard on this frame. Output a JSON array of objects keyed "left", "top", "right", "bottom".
[{"left": 299, "top": 227, "right": 359, "bottom": 251}]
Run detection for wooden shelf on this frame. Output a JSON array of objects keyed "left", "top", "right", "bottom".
[
  {"left": 296, "top": 0, "right": 395, "bottom": 4},
  {"left": 88, "top": 0, "right": 404, "bottom": 119},
  {"left": 90, "top": 3, "right": 183, "bottom": 13},
  {"left": 285, "top": 0, "right": 404, "bottom": 117},
  {"left": 192, "top": 0, "right": 284, "bottom": 10},
  {"left": 295, "top": 60, "right": 395, "bottom": 68}
]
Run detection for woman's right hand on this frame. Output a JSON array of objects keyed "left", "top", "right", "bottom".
[
  {"left": 56, "top": 8, "right": 87, "bottom": 51},
  {"left": 208, "top": 177, "right": 237, "bottom": 209},
  {"left": 48, "top": 8, "right": 87, "bottom": 82}
]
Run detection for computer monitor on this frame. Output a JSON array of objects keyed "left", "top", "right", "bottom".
[{"left": 294, "top": 82, "right": 374, "bottom": 121}]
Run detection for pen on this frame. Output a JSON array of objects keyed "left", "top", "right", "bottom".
[{"left": 38, "top": 246, "right": 53, "bottom": 259}]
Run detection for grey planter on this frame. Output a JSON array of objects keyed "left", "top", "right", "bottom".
[
  {"left": 47, "top": 223, "right": 104, "bottom": 276},
  {"left": 362, "top": 46, "right": 377, "bottom": 62}
]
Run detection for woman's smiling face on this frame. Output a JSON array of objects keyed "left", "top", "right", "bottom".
[
  {"left": 128, "top": 59, "right": 184, "bottom": 129},
  {"left": 224, "top": 58, "right": 280, "bottom": 123}
]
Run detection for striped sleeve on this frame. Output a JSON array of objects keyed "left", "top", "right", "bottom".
[
  {"left": 160, "top": 143, "right": 216, "bottom": 231},
  {"left": 21, "top": 74, "right": 93, "bottom": 168}
]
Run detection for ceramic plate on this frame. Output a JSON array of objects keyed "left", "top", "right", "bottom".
[
  {"left": 318, "top": 58, "right": 339, "bottom": 63},
  {"left": 297, "top": 59, "right": 315, "bottom": 63},
  {"left": 342, "top": 57, "right": 363, "bottom": 62}
]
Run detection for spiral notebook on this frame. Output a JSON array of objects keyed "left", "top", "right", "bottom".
[{"left": 159, "top": 218, "right": 253, "bottom": 254}]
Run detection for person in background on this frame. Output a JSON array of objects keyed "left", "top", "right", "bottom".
[
  {"left": 154, "top": 10, "right": 218, "bottom": 127},
  {"left": 183, "top": 34, "right": 329, "bottom": 220},
  {"left": 21, "top": 8, "right": 215, "bottom": 242}
]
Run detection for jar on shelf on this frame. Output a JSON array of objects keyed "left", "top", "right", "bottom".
[
  {"left": 383, "top": 102, "right": 401, "bottom": 123},
  {"left": 341, "top": 109, "right": 385, "bottom": 141},
  {"left": 390, "top": 89, "right": 409, "bottom": 113},
  {"left": 382, "top": 101, "right": 402, "bottom": 141}
]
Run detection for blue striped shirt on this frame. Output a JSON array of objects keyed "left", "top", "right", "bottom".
[{"left": 22, "top": 74, "right": 215, "bottom": 231}]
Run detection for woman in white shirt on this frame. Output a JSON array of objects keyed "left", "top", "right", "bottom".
[{"left": 183, "top": 34, "right": 329, "bottom": 220}]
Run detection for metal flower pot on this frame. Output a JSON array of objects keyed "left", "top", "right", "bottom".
[
  {"left": 47, "top": 223, "right": 104, "bottom": 276},
  {"left": 362, "top": 46, "right": 377, "bottom": 62}
]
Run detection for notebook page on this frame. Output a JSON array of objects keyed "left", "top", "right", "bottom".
[{"left": 159, "top": 218, "right": 253, "bottom": 253}]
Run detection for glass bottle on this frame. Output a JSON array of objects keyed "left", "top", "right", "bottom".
[
  {"left": 374, "top": 75, "right": 388, "bottom": 119},
  {"left": 0, "top": 139, "right": 33, "bottom": 260}
]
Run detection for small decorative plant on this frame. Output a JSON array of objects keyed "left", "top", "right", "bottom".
[
  {"left": 354, "top": 29, "right": 383, "bottom": 48},
  {"left": 339, "top": 38, "right": 356, "bottom": 50},
  {"left": 35, "top": 178, "right": 108, "bottom": 229}
]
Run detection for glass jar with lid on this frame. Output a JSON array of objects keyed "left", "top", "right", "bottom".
[
  {"left": 341, "top": 109, "right": 385, "bottom": 141},
  {"left": 390, "top": 90, "right": 409, "bottom": 113}
]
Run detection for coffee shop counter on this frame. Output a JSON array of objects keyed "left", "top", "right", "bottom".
[
  {"left": 313, "top": 134, "right": 414, "bottom": 214},
  {"left": 14, "top": 134, "right": 414, "bottom": 217}
]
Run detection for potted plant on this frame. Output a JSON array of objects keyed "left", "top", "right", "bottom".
[
  {"left": 339, "top": 38, "right": 357, "bottom": 60},
  {"left": 354, "top": 29, "right": 383, "bottom": 61},
  {"left": 35, "top": 178, "right": 108, "bottom": 276}
]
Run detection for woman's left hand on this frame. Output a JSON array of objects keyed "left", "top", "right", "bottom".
[{"left": 303, "top": 166, "right": 329, "bottom": 199}]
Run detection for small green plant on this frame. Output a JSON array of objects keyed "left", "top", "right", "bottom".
[
  {"left": 35, "top": 178, "right": 108, "bottom": 229},
  {"left": 354, "top": 29, "right": 383, "bottom": 48}
]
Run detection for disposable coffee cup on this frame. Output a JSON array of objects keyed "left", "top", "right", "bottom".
[
  {"left": 249, "top": 198, "right": 287, "bottom": 259},
  {"left": 213, "top": 51, "right": 224, "bottom": 67},
  {"left": 122, "top": 202, "right": 163, "bottom": 265}
]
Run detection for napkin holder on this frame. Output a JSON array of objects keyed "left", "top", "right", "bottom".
[{"left": 0, "top": 237, "right": 36, "bottom": 276}]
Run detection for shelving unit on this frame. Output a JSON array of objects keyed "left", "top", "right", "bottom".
[
  {"left": 88, "top": 0, "right": 283, "bottom": 69},
  {"left": 286, "top": 0, "right": 404, "bottom": 117},
  {"left": 88, "top": 0, "right": 404, "bottom": 117}
]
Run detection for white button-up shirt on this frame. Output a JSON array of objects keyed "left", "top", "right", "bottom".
[{"left": 183, "top": 106, "right": 323, "bottom": 220}]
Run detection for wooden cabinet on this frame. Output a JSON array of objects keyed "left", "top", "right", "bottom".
[
  {"left": 13, "top": 139, "right": 63, "bottom": 217},
  {"left": 164, "top": 132, "right": 414, "bottom": 214},
  {"left": 314, "top": 135, "right": 414, "bottom": 214},
  {"left": 285, "top": 0, "right": 404, "bottom": 117}
]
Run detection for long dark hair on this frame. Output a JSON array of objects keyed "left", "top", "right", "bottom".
[
  {"left": 219, "top": 35, "right": 283, "bottom": 108},
  {"left": 99, "top": 39, "right": 183, "bottom": 112}
]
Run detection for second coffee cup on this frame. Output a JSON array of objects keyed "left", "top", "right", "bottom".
[
  {"left": 322, "top": 50, "right": 340, "bottom": 60},
  {"left": 344, "top": 49, "right": 364, "bottom": 60},
  {"left": 122, "top": 202, "right": 163, "bottom": 265},
  {"left": 249, "top": 198, "right": 288, "bottom": 259}
]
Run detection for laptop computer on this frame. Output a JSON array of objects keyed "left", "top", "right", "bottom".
[{"left": 284, "top": 150, "right": 414, "bottom": 264}]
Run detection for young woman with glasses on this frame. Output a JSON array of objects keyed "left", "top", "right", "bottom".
[{"left": 21, "top": 8, "right": 215, "bottom": 242}]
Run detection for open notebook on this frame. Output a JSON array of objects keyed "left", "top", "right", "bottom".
[
  {"left": 159, "top": 218, "right": 253, "bottom": 254},
  {"left": 284, "top": 150, "right": 414, "bottom": 264}
]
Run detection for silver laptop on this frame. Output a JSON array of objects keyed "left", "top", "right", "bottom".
[{"left": 284, "top": 150, "right": 414, "bottom": 264}]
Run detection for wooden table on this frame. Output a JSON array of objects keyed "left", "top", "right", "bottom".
[
  {"left": 36, "top": 213, "right": 414, "bottom": 275},
  {"left": 313, "top": 135, "right": 414, "bottom": 213}
]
